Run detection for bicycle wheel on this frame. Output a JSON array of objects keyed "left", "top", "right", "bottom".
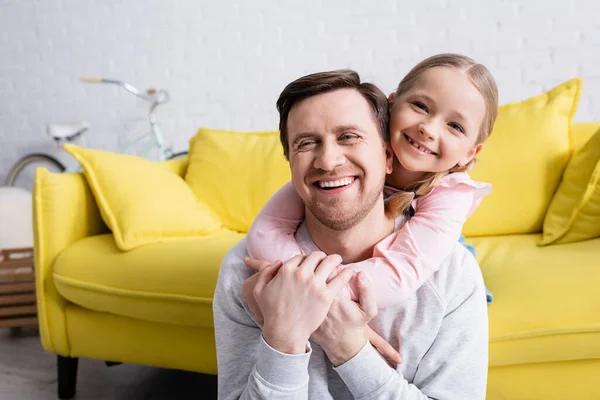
[
  {"left": 4, "top": 153, "right": 66, "bottom": 190},
  {"left": 167, "top": 151, "right": 188, "bottom": 160}
]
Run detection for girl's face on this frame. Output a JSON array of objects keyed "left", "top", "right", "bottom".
[{"left": 389, "top": 66, "right": 487, "bottom": 174}]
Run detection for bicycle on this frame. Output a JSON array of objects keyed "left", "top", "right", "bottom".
[{"left": 3, "top": 77, "right": 188, "bottom": 189}]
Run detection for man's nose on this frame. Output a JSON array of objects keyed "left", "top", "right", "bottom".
[{"left": 313, "top": 143, "right": 346, "bottom": 171}]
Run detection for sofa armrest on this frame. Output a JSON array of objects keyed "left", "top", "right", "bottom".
[{"left": 33, "top": 168, "right": 109, "bottom": 355}]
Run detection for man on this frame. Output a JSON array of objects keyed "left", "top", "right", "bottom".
[{"left": 213, "top": 70, "right": 488, "bottom": 399}]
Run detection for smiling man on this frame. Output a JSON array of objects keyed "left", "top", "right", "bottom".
[{"left": 213, "top": 70, "right": 488, "bottom": 399}]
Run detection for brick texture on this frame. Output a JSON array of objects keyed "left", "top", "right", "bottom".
[{"left": 0, "top": 0, "right": 598, "bottom": 186}]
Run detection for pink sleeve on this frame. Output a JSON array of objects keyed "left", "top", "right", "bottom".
[
  {"left": 246, "top": 181, "right": 305, "bottom": 263},
  {"left": 345, "top": 174, "right": 491, "bottom": 307}
]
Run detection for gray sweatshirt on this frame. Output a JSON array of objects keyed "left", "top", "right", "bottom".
[{"left": 213, "top": 223, "right": 488, "bottom": 399}]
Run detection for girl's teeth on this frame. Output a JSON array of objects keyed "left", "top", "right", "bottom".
[{"left": 407, "top": 136, "right": 432, "bottom": 154}]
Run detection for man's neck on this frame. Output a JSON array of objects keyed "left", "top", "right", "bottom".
[{"left": 304, "top": 200, "right": 395, "bottom": 264}]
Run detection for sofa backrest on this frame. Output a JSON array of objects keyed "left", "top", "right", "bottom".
[
  {"left": 462, "top": 121, "right": 595, "bottom": 238},
  {"left": 171, "top": 122, "right": 598, "bottom": 237}
]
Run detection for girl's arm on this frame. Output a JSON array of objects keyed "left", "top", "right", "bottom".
[
  {"left": 345, "top": 174, "right": 491, "bottom": 307},
  {"left": 246, "top": 181, "right": 305, "bottom": 263}
]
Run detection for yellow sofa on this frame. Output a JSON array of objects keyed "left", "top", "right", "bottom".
[
  {"left": 34, "top": 72, "right": 600, "bottom": 400},
  {"left": 34, "top": 121, "right": 600, "bottom": 400}
]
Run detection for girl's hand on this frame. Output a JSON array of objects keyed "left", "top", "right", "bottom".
[
  {"left": 367, "top": 327, "right": 402, "bottom": 366},
  {"left": 243, "top": 257, "right": 275, "bottom": 272}
]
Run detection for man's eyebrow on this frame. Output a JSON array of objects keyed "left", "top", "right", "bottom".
[
  {"left": 291, "top": 125, "right": 366, "bottom": 145},
  {"left": 332, "top": 125, "right": 365, "bottom": 134}
]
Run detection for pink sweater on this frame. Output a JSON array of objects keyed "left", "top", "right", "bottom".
[{"left": 246, "top": 172, "right": 491, "bottom": 307}]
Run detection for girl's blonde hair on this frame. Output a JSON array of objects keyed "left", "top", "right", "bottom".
[{"left": 387, "top": 53, "right": 499, "bottom": 218}]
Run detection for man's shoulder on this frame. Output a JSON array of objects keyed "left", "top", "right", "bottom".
[
  {"left": 216, "top": 238, "right": 252, "bottom": 293},
  {"left": 427, "top": 243, "right": 486, "bottom": 308}
]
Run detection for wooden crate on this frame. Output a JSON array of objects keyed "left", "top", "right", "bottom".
[{"left": 0, "top": 247, "right": 37, "bottom": 328}]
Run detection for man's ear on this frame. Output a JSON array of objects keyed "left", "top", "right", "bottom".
[
  {"left": 387, "top": 92, "right": 396, "bottom": 110},
  {"left": 458, "top": 143, "right": 484, "bottom": 167},
  {"left": 385, "top": 144, "right": 394, "bottom": 174}
]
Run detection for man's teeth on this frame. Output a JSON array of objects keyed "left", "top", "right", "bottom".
[
  {"left": 407, "top": 136, "right": 433, "bottom": 154},
  {"left": 319, "top": 177, "right": 354, "bottom": 188}
]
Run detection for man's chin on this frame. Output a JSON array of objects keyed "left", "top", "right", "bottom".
[
  {"left": 307, "top": 204, "right": 365, "bottom": 232},
  {"left": 304, "top": 184, "right": 385, "bottom": 232}
]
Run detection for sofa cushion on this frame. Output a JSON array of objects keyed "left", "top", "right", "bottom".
[
  {"left": 184, "top": 128, "right": 291, "bottom": 233},
  {"left": 63, "top": 144, "right": 221, "bottom": 251},
  {"left": 540, "top": 127, "right": 600, "bottom": 245},
  {"left": 468, "top": 234, "right": 600, "bottom": 367},
  {"left": 463, "top": 79, "right": 581, "bottom": 237},
  {"left": 52, "top": 231, "right": 244, "bottom": 328}
]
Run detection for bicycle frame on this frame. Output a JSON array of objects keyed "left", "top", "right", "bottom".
[
  {"left": 122, "top": 122, "right": 172, "bottom": 161},
  {"left": 4, "top": 78, "right": 183, "bottom": 189},
  {"left": 80, "top": 77, "right": 173, "bottom": 161}
]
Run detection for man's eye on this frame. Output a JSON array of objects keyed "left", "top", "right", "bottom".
[
  {"left": 449, "top": 122, "right": 464, "bottom": 134},
  {"left": 339, "top": 134, "right": 360, "bottom": 143},
  {"left": 413, "top": 101, "right": 427, "bottom": 112},
  {"left": 298, "top": 141, "right": 317, "bottom": 149}
]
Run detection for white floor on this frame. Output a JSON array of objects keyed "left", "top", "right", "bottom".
[{"left": 0, "top": 327, "right": 217, "bottom": 399}]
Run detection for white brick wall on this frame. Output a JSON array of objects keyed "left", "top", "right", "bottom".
[{"left": 1, "top": 0, "right": 599, "bottom": 185}]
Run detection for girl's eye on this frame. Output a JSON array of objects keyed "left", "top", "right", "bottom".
[
  {"left": 449, "top": 122, "right": 464, "bottom": 134},
  {"left": 413, "top": 101, "right": 427, "bottom": 112}
]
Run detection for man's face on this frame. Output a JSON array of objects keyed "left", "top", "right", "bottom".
[{"left": 287, "top": 88, "right": 393, "bottom": 231}]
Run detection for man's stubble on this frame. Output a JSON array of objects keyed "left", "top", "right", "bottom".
[{"left": 304, "top": 178, "right": 386, "bottom": 231}]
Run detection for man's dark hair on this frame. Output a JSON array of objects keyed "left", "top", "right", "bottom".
[{"left": 276, "top": 69, "right": 390, "bottom": 159}]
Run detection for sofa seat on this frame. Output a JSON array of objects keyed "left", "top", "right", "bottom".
[
  {"left": 52, "top": 231, "right": 244, "bottom": 329},
  {"left": 469, "top": 234, "right": 600, "bottom": 367}
]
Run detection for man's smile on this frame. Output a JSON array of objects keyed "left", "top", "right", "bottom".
[
  {"left": 317, "top": 176, "right": 355, "bottom": 189},
  {"left": 312, "top": 176, "right": 358, "bottom": 194}
]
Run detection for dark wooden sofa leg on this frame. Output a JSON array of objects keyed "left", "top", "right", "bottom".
[
  {"left": 105, "top": 361, "right": 122, "bottom": 367},
  {"left": 57, "top": 355, "right": 78, "bottom": 399}
]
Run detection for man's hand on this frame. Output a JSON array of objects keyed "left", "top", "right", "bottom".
[
  {"left": 242, "top": 259, "right": 282, "bottom": 323},
  {"left": 253, "top": 252, "right": 354, "bottom": 355},
  {"left": 311, "top": 271, "right": 384, "bottom": 366},
  {"left": 243, "top": 257, "right": 401, "bottom": 364}
]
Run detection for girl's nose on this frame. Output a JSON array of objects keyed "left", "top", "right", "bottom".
[{"left": 418, "top": 122, "right": 437, "bottom": 140}]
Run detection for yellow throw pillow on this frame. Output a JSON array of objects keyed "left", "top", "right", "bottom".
[
  {"left": 463, "top": 78, "right": 582, "bottom": 237},
  {"left": 540, "top": 127, "right": 600, "bottom": 245},
  {"left": 185, "top": 128, "right": 291, "bottom": 233},
  {"left": 63, "top": 144, "right": 221, "bottom": 251}
]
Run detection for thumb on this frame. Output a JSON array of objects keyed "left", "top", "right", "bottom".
[
  {"left": 244, "top": 257, "right": 278, "bottom": 272},
  {"left": 356, "top": 272, "right": 377, "bottom": 320}
]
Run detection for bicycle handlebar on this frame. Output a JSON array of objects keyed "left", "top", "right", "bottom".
[
  {"left": 80, "top": 76, "right": 102, "bottom": 83},
  {"left": 80, "top": 76, "right": 168, "bottom": 103},
  {"left": 80, "top": 76, "right": 170, "bottom": 123}
]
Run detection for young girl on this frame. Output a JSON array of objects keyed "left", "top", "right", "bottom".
[{"left": 246, "top": 53, "right": 498, "bottom": 307}]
